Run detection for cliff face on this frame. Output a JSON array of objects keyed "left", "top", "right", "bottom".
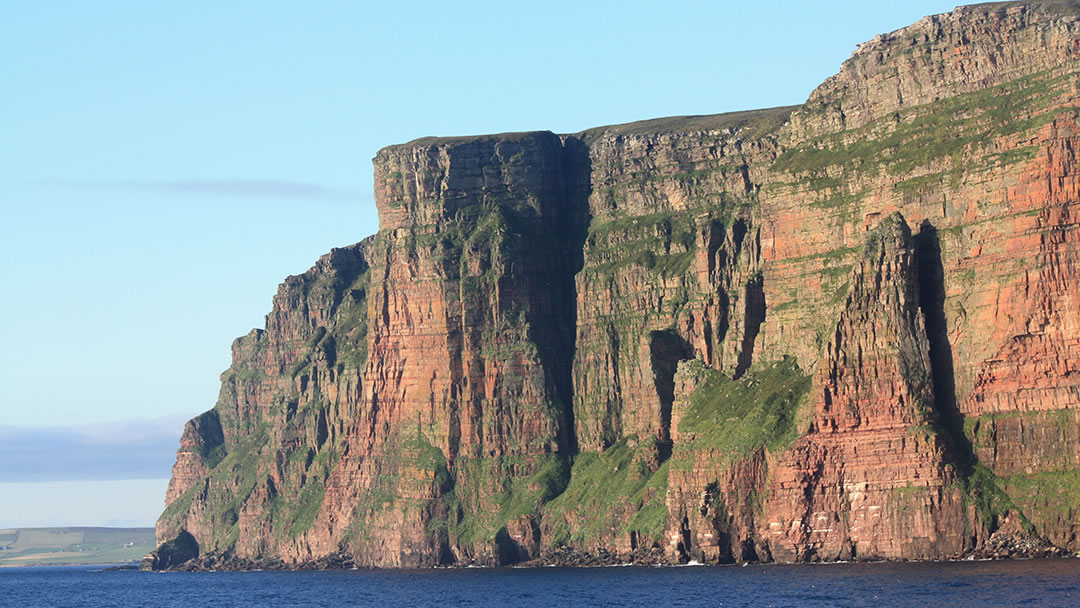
[{"left": 154, "top": 0, "right": 1080, "bottom": 568}]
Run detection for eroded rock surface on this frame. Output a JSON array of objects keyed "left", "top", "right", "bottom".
[{"left": 153, "top": 0, "right": 1080, "bottom": 569}]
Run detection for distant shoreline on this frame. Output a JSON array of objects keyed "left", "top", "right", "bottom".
[
  {"left": 0, "top": 561, "right": 140, "bottom": 569},
  {"left": 0, "top": 527, "right": 154, "bottom": 568}
]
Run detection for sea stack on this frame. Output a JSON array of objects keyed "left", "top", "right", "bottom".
[{"left": 153, "top": 1, "right": 1080, "bottom": 568}]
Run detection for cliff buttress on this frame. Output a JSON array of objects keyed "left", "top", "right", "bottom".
[{"left": 149, "top": 0, "right": 1080, "bottom": 568}]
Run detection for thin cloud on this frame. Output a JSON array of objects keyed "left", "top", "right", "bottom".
[
  {"left": 46, "top": 178, "right": 361, "bottom": 201},
  {"left": 0, "top": 415, "right": 192, "bottom": 483}
]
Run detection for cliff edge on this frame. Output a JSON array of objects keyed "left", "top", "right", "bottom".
[{"left": 151, "top": 0, "right": 1080, "bottom": 568}]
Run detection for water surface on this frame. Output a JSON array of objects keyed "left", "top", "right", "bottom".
[{"left": 3, "top": 559, "right": 1078, "bottom": 607}]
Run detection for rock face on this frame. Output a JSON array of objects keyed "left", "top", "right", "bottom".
[
  {"left": 155, "top": 0, "right": 1080, "bottom": 568},
  {"left": 756, "top": 214, "right": 968, "bottom": 562}
]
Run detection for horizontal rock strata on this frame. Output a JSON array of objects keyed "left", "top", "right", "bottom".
[{"left": 152, "top": 0, "right": 1080, "bottom": 569}]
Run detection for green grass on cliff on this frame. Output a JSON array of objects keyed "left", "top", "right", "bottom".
[
  {"left": 960, "top": 465, "right": 1032, "bottom": 533},
  {"left": 334, "top": 268, "right": 371, "bottom": 371},
  {"left": 1001, "top": 469, "right": 1080, "bottom": 535},
  {"left": 541, "top": 438, "right": 670, "bottom": 547},
  {"left": 426, "top": 453, "right": 571, "bottom": 547},
  {"left": 773, "top": 70, "right": 1078, "bottom": 202},
  {"left": 582, "top": 210, "right": 700, "bottom": 279},
  {"left": 280, "top": 447, "right": 338, "bottom": 539},
  {"left": 672, "top": 356, "right": 812, "bottom": 467},
  {"left": 591, "top": 165, "right": 749, "bottom": 213},
  {"left": 355, "top": 430, "right": 452, "bottom": 516},
  {"left": 498, "top": 456, "right": 572, "bottom": 523},
  {"left": 964, "top": 409, "right": 1078, "bottom": 457},
  {"left": 623, "top": 461, "right": 670, "bottom": 540},
  {"left": 961, "top": 410, "right": 1080, "bottom": 533},
  {"left": 158, "top": 424, "right": 271, "bottom": 552}
]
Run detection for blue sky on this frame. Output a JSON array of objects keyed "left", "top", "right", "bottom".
[{"left": 0, "top": 1, "right": 960, "bottom": 527}]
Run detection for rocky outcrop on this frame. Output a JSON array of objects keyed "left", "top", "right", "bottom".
[
  {"left": 572, "top": 109, "right": 788, "bottom": 452},
  {"left": 140, "top": 530, "right": 198, "bottom": 571},
  {"left": 154, "top": 0, "right": 1080, "bottom": 569},
  {"left": 756, "top": 213, "right": 968, "bottom": 562}
]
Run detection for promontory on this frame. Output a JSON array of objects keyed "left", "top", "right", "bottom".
[{"left": 147, "top": 1, "right": 1080, "bottom": 570}]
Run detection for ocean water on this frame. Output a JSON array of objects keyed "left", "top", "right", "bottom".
[{"left": 3, "top": 559, "right": 1079, "bottom": 607}]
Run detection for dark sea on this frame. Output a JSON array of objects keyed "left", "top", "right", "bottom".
[{"left": 4, "top": 559, "right": 1080, "bottom": 607}]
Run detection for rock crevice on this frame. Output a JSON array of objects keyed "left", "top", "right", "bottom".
[{"left": 154, "top": 0, "right": 1080, "bottom": 569}]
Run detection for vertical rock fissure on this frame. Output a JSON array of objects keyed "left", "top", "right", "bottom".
[
  {"left": 155, "top": 4, "right": 1080, "bottom": 567},
  {"left": 554, "top": 136, "right": 592, "bottom": 454},
  {"left": 915, "top": 221, "right": 972, "bottom": 468},
  {"left": 734, "top": 273, "right": 765, "bottom": 379},
  {"left": 648, "top": 329, "right": 692, "bottom": 450}
]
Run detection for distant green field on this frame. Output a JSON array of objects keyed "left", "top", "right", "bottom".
[{"left": 0, "top": 527, "right": 155, "bottom": 567}]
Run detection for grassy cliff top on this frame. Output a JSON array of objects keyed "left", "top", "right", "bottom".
[
  {"left": 575, "top": 105, "right": 797, "bottom": 144},
  {"left": 374, "top": 2, "right": 1080, "bottom": 157},
  {"left": 377, "top": 105, "right": 798, "bottom": 156},
  {"left": 964, "top": 0, "right": 1080, "bottom": 14},
  {"left": 379, "top": 130, "right": 559, "bottom": 154}
]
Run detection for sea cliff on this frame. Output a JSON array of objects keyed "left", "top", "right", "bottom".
[{"left": 150, "top": 0, "right": 1080, "bottom": 568}]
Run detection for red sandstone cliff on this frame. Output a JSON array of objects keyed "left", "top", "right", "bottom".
[{"left": 152, "top": 0, "right": 1080, "bottom": 569}]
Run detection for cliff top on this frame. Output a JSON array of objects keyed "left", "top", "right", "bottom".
[
  {"left": 379, "top": 130, "right": 558, "bottom": 154},
  {"left": 376, "top": 105, "right": 798, "bottom": 157},
  {"left": 964, "top": 0, "right": 1080, "bottom": 15},
  {"left": 574, "top": 105, "right": 797, "bottom": 144},
  {"left": 849, "top": 0, "right": 1080, "bottom": 52},
  {"left": 857, "top": 0, "right": 1080, "bottom": 44},
  {"left": 375, "top": 0, "right": 1080, "bottom": 156}
]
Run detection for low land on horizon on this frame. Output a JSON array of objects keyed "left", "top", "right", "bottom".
[{"left": 0, "top": 527, "right": 155, "bottom": 567}]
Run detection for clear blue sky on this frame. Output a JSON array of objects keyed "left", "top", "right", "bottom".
[{"left": 0, "top": 0, "right": 960, "bottom": 527}]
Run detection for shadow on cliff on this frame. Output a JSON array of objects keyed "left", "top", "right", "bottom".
[
  {"left": 649, "top": 329, "right": 693, "bottom": 456},
  {"left": 734, "top": 271, "right": 766, "bottom": 380},
  {"left": 544, "top": 135, "right": 592, "bottom": 454},
  {"left": 915, "top": 221, "right": 975, "bottom": 470}
]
